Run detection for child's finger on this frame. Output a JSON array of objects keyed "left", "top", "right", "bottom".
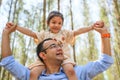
[
  {"left": 94, "top": 27, "right": 102, "bottom": 33},
  {"left": 7, "top": 22, "right": 13, "bottom": 25},
  {"left": 8, "top": 23, "right": 14, "bottom": 26},
  {"left": 94, "top": 24, "right": 100, "bottom": 27},
  {"left": 6, "top": 22, "right": 14, "bottom": 28}
]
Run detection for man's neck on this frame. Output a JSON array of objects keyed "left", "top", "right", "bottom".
[{"left": 45, "top": 62, "right": 61, "bottom": 74}]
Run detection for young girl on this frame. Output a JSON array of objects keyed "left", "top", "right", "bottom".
[{"left": 7, "top": 11, "right": 96, "bottom": 80}]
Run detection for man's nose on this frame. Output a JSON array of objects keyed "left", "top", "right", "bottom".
[
  {"left": 57, "top": 47, "right": 63, "bottom": 53},
  {"left": 56, "top": 45, "right": 62, "bottom": 50}
]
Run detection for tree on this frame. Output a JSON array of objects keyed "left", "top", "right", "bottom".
[
  {"left": 0, "top": 0, "right": 2, "bottom": 6},
  {"left": 113, "top": 0, "right": 120, "bottom": 79},
  {"left": 58, "top": 0, "right": 60, "bottom": 11},
  {"left": 83, "top": 0, "right": 103, "bottom": 79},
  {"left": 69, "top": 0, "right": 76, "bottom": 62},
  {"left": 43, "top": 0, "right": 46, "bottom": 30}
]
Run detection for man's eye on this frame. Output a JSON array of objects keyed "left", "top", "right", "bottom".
[
  {"left": 50, "top": 44, "right": 56, "bottom": 48},
  {"left": 60, "top": 44, "right": 63, "bottom": 47}
]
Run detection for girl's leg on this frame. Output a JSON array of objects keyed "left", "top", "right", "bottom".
[
  {"left": 62, "top": 63, "right": 78, "bottom": 80},
  {"left": 30, "top": 65, "right": 45, "bottom": 80}
]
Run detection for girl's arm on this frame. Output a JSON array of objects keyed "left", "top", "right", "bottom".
[
  {"left": 74, "top": 21, "right": 104, "bottom": 37},
  {"left": 73, "top": 25, "right": 93, "bottom": 36},
  {"left": 6, "top": 22, "right": 37, "bottom": 39},
  {"left": 16, "top": 25, "right": 37, "bottom": 39}
]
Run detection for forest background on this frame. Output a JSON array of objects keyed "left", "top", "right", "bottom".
[{"left": 0, "top": 0, "right": 120, "bottom": 80}]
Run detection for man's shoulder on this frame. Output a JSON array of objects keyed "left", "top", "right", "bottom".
[{"left": 74, "top": 65, "right": 83, "bottom": 71}]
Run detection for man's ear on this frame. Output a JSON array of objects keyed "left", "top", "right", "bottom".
[{"left": 39, "top": 52, "right": 46, "bottom": 60}]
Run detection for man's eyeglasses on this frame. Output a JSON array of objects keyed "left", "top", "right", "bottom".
[{"left": 41, "top": 43, "right": 63, "bottom": 52}]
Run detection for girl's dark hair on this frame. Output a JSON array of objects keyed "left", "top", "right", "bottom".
[
  {"left": 36, "top": 38, "right": 53, "bottom": 62},
  {"left": 47, "top": 11, "right": 64, "bottom": 24}
]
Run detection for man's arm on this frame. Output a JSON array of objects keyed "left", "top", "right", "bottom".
[
  {"left": 95, "top": 27, "right": 111, "bottom": 56},
  {"left": 1, "top": 31, "right": 11, "bottom": 58},
  {"left": 1, "top": 25, "right": 16, "bottom": 58},
  {"left": 101, "top": 35, "right": 111, "bottom": 56},
  {"left": 92, "top": 21, "right": 111, "bottom": 56},
  {"left": 84, "top": 23, "right": 113, "bottom": 79},
  {"left": 1, "top": 24, "right": 30, "bottom": 80}
]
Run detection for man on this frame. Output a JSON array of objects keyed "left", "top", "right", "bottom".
[{"left": 0, "top": 22, "right": 113, "bottom": 80}]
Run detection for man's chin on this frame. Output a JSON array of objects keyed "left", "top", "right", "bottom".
[{"left": 57, "top": 57, "right": 64, "bottom": 61}]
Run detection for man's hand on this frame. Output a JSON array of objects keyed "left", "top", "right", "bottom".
[
  {"left": 93, "top": 21, "right": 111, "bottom": 56},
  {"left": 3, "top": 22, "right": 17, "bottom": 35},
  {"left": 94, "top": 26, "right": 109, "bottom": 34},
  {"left": 94, "top": 21, "right": 104, "bottom": 28},
  {"left": 92, "top": 21, "right": 109, "bottom": 34}
]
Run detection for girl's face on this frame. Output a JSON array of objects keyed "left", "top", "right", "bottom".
[{"left": 48, "top": 16, "right": 63, "bottom": 33}]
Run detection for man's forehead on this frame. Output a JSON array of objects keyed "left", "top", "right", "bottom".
[{"left": 44, "top": 39, "right": 57, "bottom": 46}]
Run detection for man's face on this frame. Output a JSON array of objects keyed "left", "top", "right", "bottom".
[{"left": 42, "top": 40, "right": 64, "bottom": 62}]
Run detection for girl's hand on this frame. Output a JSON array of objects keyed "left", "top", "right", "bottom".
[{"left": 94, "top": 21, "right": 104, "bottom": 28}]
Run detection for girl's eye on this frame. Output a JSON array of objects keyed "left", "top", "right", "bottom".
[
  {"left": 58, "top": 22, "right": 62, "bottom": 25},
  {"left": 52, "top": 22, "right": 55, "bottom": 24}
]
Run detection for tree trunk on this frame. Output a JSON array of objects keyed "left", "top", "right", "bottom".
[
  {"left": 43, "top": 0, "right": 46, "bottom": 30},
  {"left": 11, "top": 0, "right": 18, "bottom": 53},
  {"left": 113, "top": 0, "right": 120, "bottom": 25},
  {"left": 83, "top": 0, "right": 102, "bottom": 79},
  {"left": 58, "top": 0, "right": 60, "bottom": 11},
  {"left": 0, "top": 0, "right": 2, "bottom": 6},
  {"left": 113, "top": 0, "right": 120, "bottom": 78},
  {"left": 8, "top": 0, "right": 13, "bottom": 22},
  {"left": 69, "top": 0, "right": 76, "bottom": 62},
  {"left": 47, "top": 0, "right": 50, "bottom": 20}
]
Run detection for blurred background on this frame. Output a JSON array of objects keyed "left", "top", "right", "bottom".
[{"left": 0, "top": 0, "right": 120, "bottom": 80}]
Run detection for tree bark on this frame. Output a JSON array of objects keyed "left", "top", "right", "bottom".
[
  {"left": 58, "top": 0, "right": 60, "bottom": 11},
  {"left": 43, "top": 0, "right": 46, "bottom": 30},
  {"left": 69, "top": 0, "right": 76, "bottom": 62}
]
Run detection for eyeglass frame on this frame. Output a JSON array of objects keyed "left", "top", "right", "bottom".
[{"left": 41, "top": 43, "right": 63, "bottom": 52}]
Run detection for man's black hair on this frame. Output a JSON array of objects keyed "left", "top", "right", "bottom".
[{"left": 36, "top": 38, "right": 53, "bottom": 62}]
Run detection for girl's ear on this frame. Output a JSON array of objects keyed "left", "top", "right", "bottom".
[{"left": 39, "top": 52, "right": 46, "bottom": 60}]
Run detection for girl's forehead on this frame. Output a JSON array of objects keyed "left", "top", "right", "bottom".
[
  {"left": 50, "top": 17, "right": 63, "bottom": 23},
  {"left": 51, "top": 16, "right": 63, "bottom": 20}
]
